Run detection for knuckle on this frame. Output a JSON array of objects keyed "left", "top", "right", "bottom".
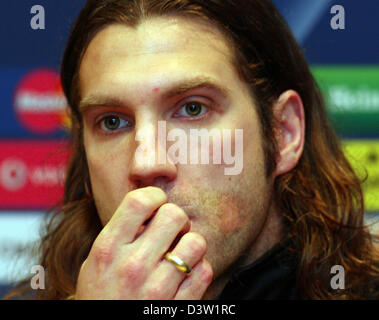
[
  {"left": 184, "top": 232, "right": 207, "bottom": 256},
  {"left": 125, "top": 194, "right": 148, "bottom": 212},
  {"left": 91, "top": 235, "right": 114, "bottom": 267},
  {"left": 144, "top": 284, "right": 165, "bottom": 300},
  {"left": 160, "top": 203, "right": 188, "bottom": 226},
  {"left": 118, "top": 253, "right": 148, "bottom": 286},
  {"left": 145, "top": 186, "right": 168, "bottom": 203},
  {"left": 126, "top": 187, "right": 167, "bottom": 212},
  {"left": 202, "top": 261, "right": 214, "bottom": 284}
]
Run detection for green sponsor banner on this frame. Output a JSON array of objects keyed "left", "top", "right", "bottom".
[
  {"left": 343, "top": 140, "right": 379, "bottom": 212},
  {"left": 312, "top": 66, "right": 379, "bottom": 135}
]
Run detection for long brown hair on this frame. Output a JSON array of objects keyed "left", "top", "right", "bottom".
[{"left": 6, "top": 0, "right": 379, "bottom": 299}]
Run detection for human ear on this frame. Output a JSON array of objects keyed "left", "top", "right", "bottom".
[{"left": 273, "top": 90, "right": 305, "bottom": 177}]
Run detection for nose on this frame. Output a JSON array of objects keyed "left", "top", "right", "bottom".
[{"left": 129, "top": 123, "right": 177, "bottom": 188}]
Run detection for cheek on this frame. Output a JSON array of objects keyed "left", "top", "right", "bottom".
[
  {"left": 84, "top": 132, "right": 131, "bottom": 181},
  {"left": 217, "top": 210, "right": 245, "bottom": 234},
  {"left": 85, "top": 142, "right": 114, "bottom": 183},
  {"left": 212, "top": 197, "right": 246, "bottom": 234},
  {"left": 84, "top": 135, "right": 132, "bottom": 223}
]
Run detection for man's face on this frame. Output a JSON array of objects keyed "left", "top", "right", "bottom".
[{"left": 79, "top": 17, "right": 276, "bottom": 278}]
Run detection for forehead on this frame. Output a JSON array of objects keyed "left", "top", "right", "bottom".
[{"left": 79, "top": 16, "right": 239, "bottom": 96}]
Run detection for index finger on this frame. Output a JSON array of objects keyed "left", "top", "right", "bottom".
[{"left": 103, "top": 186, "right": 168, "bottom": 244}]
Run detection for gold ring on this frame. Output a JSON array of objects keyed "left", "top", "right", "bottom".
[{"left": 164, "top": 252, "right": 191, "bottom": 274}]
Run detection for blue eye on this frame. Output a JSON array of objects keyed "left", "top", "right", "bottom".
[
  {"left": 176, "top": 102, "right": 208, "bottom": 118},
  {"left": 100, "top": 116, "right": 132, "bottom": 132}
]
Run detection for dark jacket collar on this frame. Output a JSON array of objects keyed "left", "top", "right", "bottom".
[{"left": 218, "top": 238, "right": 299, "bottom": 300}]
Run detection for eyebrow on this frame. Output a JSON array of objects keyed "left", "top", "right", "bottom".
[
  {"left": 162, "top": 77, "right": 229, "bottom": 100},
  {"left": 79, "top": 96, "right": 125, "bottom": 113},
  {"left": 78, "top": 77, "right": 229, "bottom": 113}
]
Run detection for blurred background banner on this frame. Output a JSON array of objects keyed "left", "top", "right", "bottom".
[
  {"left": 0, "top": 140, "right": 67, "bottom": 209},
  {"left": 0, "top": 0, "right": 378, "bottom": 297},
  {"left": 313, "top": 66, "right": 379, "bottom": 136}
]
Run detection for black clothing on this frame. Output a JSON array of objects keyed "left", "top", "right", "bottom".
[{"left": 218, "top": 239, "right": 299, "bottom": 300}]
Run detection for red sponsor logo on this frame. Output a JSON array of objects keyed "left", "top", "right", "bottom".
[
  {"left": 14, "top": 69, "right": 70, "bottom": 135},
  {"left": 0, "top": 141, "right": 68, "bottom": 209}
]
